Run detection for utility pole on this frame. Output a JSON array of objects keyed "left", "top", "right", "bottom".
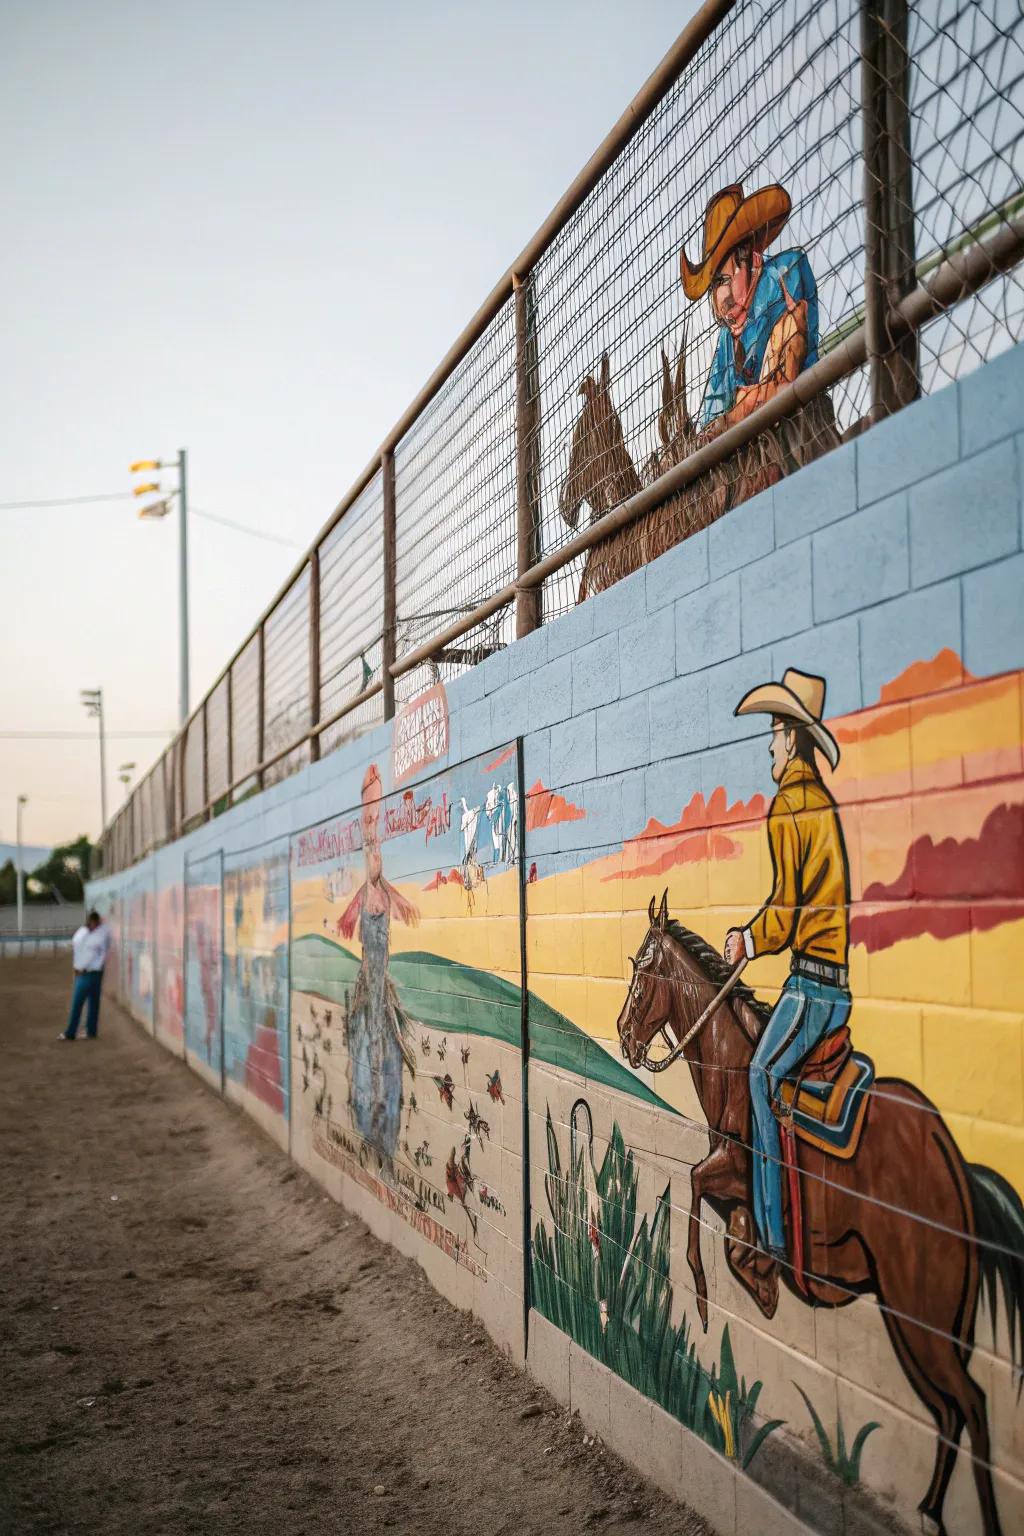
[
  {"left": 81, "top": 689, "right": 108, "bottom": 833},
  {"left": 15, "top": 794, "right": 27, "bottom": 938},
  {"left": 177, "top": 448, "right": 190, "bottom": 726},
  {"left": 131, "top": 449, "right": 190, "bottom": 725}
]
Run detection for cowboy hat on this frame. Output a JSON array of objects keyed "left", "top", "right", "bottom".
[
  {"left": 734, "top": 668, "right": 840, "bottom": 770},
  {"left": 680, "top": 183, "right": 791, "bottom": 301}
]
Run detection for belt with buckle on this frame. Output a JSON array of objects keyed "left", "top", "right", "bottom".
[{"left": 791, "top": 952, "right": 849, "bottom": 989}]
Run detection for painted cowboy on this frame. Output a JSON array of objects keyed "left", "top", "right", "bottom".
[
  {"left": 681, "top": 183, "right": 839, "bottom": 471},
  {"left": 722, "top": 668, "right": 851, "bottom": 1262}
]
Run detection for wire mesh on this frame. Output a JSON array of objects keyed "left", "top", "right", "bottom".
[
  {"left": 151, "top": 753, "right": 168, "bottom": 848},
  {"left": 263, "top": 564, "right": 311, "bottom": 787},
  {"left": 104, "top": 0, "right": 1024, "bottom": 871},
  {"left": 138, "top": 771, "right": 152, "bottom": 856},
  {"left": 231, "top": 632, "right": 261, "bottom": 798},
  {"left": 206, "top": 674, "right": 230, "bottom": 808},
  {"left": 529, "top": 0, "right": 867, "bottom": 618},
  {"left": 318, "top": 474, "right": 386, "bottom": 755},
  {"left": 897, "top": 0, "right": 1024, "bottom": 390},
  {"left": 394, "top": 299, "right": 518, "bottom": 705},
  {"left": 182, "top": 709, "right": 205, "bottom": 826}
]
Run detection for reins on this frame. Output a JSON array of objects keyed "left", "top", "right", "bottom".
[{"left": 635, "top": 958, "right": 748, "bottom": 1073}]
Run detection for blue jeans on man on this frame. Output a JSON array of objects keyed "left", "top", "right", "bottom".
[
  {"left": 749, "top": 972, "right": 851, "bottom": 1258},
  {"left": 65, "top": 971, "right": 104, "bottom": 1039}
]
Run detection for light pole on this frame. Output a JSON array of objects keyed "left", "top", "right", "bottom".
[
  {"left": 131, "top": 450, "right": 189, "bottom": 726},
  {"left": 118, "top": 761, "right": 136, "bottom": 801},
  {"left": 81, "top": 689, "right": 108, "bottom": 833},
  {"left": 15, "top": 795, "right": 27, "bottom": 938}
]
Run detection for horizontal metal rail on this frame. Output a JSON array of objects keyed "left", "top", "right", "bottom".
[
  {"left": 169, "top": 0, "right": 737, "bottom": 736},
  {"left": 388, "top": 209, "right": 1024, "bottom": 681},
  {"left": 131, "top": 205, "right": 1024, "bottom": 837}
]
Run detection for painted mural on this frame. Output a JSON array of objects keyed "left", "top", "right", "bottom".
[
  {"left": 288, "top": 743, "right": 653, "bottom": 1342},
  {"left": 527, "top": 651, "right": 1024, "bottom": 1536},
  {"left": 122, "top": 870, "right": 155, "bottom": 1031},
  {"left": 155, "top": 876, "right": 184, "bottom": 1052},
  {"left": 184, "top": 852, "right": 222, "bottom": 1090},
  {"left": 560, "top": 181, "right": 840, "bottom": 598},
  {"left": 223, "top": 846, "right": 289, "bottom": 1148}
]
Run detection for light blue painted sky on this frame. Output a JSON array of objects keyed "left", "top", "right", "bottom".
[{"left": 0, "top": 0, "right": 697, "bottom": 845}]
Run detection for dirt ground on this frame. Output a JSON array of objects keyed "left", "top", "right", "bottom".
[{"left": 0, "top": 959, "right": 710, "bottom": 1536}]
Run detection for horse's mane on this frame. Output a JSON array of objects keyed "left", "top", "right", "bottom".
[{"left": 663, "top": 919, "right": 772, "bottom": 1025}]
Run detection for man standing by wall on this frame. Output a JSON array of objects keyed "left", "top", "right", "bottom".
[{"left": 60, "top": 910, "right": 111, "bottom": 1041}]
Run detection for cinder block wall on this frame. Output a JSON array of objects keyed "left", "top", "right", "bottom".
[{"left": 90, "top": 344, "right": 1024, "bottom": 1536}]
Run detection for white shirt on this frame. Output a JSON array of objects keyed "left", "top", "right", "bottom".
[{"left": 72, "top": 924, "right": 111, "bottom": 972}]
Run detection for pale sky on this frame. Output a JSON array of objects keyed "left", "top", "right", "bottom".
[{"left": 1, "top": 0, "right": 698, "bottom": 847}]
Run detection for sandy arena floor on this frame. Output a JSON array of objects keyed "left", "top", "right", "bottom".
[{"left": 0, "top": 958, "right": 709, "bottom": 1535}]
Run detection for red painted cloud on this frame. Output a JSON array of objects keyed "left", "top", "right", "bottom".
[
  {"left": 525, "top": 781, "right": 585, "bottom": 831},
  {"left": 851, "top": 801, "right": 1024, "bottom": 951}
]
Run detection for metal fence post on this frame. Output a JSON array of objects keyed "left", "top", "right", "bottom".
[
  {"left": 513, "top": 272, "right": 542, "bottom": 638},
  {"left": 309, "top": 549, "right": 322, "bottom": 761},
  {"left": 382, "top": 449, "right": 397, "bottom": 721},
  {"left": 202, "top": 699, "right": 210, "bottom": 820},
  {"left": 861, "top": 0, "right": 919, "bottom": 422},
  {"left": 225, "top": 669, "right": 234, "bottom": 804},
  {"left": 257, "top": 621, "right": 267, "bottom": 789}
]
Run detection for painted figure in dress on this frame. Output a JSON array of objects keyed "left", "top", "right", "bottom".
[{"left": 335, "top": 764, "right": 419, "bottom": 1168}]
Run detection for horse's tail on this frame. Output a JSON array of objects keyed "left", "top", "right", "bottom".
[{"left": 968, "top": 1162, "right": 1024, "bottom": 1384}]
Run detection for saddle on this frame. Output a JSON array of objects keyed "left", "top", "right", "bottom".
[{"left": 774, "top": 1024, "right": 874, "bottom": 1161}]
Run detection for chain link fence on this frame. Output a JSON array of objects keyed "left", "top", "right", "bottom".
[{"left": 99, "top": 0, "right": 1024, "bottom": 875}]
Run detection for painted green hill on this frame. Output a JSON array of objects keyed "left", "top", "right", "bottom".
[{"left": 291, "top": 932, "right": 671, "bottom": 1111}]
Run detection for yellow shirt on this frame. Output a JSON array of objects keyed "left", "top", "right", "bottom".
[{"left": 745, "top": 760, "right": 850, "bottom": 965}]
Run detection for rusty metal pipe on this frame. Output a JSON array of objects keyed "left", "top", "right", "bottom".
[
  {"left": 165, "top": 0, "right": 736, "bottom": 735},
  {"left": 390, "top": 209, "right": 1024, "bottom": 680}
]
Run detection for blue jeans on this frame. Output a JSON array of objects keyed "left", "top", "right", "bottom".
[
  {"left": 66, "top": 971, "right": 103, "bottom": 1038},
  {"left": 749, "top": 974, "right": 851, "bottom": 1256}
]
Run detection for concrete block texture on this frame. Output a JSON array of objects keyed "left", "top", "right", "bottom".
[
  {"left": 959, "top": 338, "right": 1024, "bottom": 455},
  {"left": 650, "top": 670, "right": 710, "bottom": 761},
  {"left": 858, "top": 579, "right": 962, "bottom": 707},
  {"left": 528, "top": 653, "right": 574, "bottom": 732},
  {"left": 774, "top": 437, "right": 858, "bottom": 545},
  {"left": 708, "top": 485, "right": 774, "bottom": 577},
  {"left": 856, "top": 381, "right": 960, "bottom": 507},
  {"left": 739, "top": 538, "right": 813, "bottom": 649},
  {"left": 676, "top": 572, "right": 741, "bottom": 674},
  {"left": 572, "top": 632, "right": 621, "bottom": 714},
  {"left": 596, "top": 693, "right": 651, "bottom": 776},
  {"left": 549, "top": 711, "right": 597, "bottom": 789},
  {"left": 963, "top": 550, "right": 1024, "bottom": 676},
  {"left": 909, "top": 438, "right": 1020, "bottom": 588},
  {"left": 812, "top": 492, "right": 909, "bottom": 621},
  {"left": 646, "top": 525, "right": 709, "bottom": 612}
]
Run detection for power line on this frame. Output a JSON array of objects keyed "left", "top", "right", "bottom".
[
  {"left": 190, "top": 504, "right": 299, "bottom": 548},
  {"left": 0, "top": 731, "right": 174, "bottom": 740},
  {"left": 0, "top": 491, "right": 132, "bottom": 509},
  {"left": 0, "top": 491, "right": 300, "bottom": 547}
]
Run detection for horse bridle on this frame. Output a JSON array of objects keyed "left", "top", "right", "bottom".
[{"left": 623, "top": 932, "right": 748, "bottom": 1074}]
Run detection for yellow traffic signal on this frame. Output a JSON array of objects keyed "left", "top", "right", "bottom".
[
  {"left": 133, "top": 482, "right": 160, "bottom": 496},
  {"left": 130, "top": 459, "right": 161, "bottom": 473}
]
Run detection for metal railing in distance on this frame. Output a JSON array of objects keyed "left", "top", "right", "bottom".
[
  {"left": 0, "top": 933, "right": 76, "bottom": 959},
  {"left": 318, "top": 473, "right": 387, "bottom": 756},
  {"left": 95, "top": 0, "right": 1024, "bottom": 876}
]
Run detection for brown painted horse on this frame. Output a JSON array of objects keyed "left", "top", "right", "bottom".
[
  {"left": 558, "top": 350, "right": 732, "bottom": 599},
  {"left": 616, "top": 893, "right": 1024, "bottom": 1536},
  {"left": 559, "top": 347, "right": 844, "bottom": 600}
]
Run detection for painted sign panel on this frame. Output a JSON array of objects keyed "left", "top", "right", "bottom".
[
  {"left": 184, "top": 851, "right": 223, "bottom": 1091},
  {"left": 223, "top": 845, "right": 290, "bottom": 1148}
]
